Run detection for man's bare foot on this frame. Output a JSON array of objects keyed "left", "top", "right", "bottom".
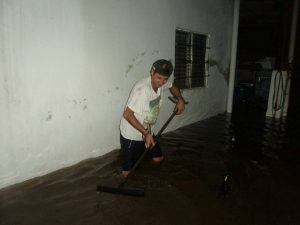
[
  {"left": 122, "top": 170, "right": 129, "bottom": 178},
  {"left": 152, "top": 156, "right": 164, "bottom": 163}
]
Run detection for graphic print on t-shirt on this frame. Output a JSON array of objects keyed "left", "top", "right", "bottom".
[{"left": 143, "top": 95, "right": 161, "bottom": 128}]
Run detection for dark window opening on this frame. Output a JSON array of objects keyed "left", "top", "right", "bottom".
[{"left": 174, "top": 29, "right": 209, "bottom": 89}]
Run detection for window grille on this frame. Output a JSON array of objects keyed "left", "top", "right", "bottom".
[{"left": 174, "top": 29, "right": 209, "bottom": 89}]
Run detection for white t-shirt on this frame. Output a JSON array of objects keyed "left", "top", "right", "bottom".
[{"left": 120, "top": 76, "right": 172, "bottom": 141}]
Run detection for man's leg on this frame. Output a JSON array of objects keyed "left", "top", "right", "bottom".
[
  {"left": 120, "top": 135, "right": 145, "bottom": 177},
  {"left": 149, "top": 143, "right": 164, "bottom": 163}
]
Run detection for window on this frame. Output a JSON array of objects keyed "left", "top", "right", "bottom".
[{"left": 174, "top": 29, "right": 210, "bottom": 89}]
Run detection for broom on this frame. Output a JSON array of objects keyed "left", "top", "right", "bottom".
[{"left": 97, "top": 108, "right": 178, "bottom": 196}]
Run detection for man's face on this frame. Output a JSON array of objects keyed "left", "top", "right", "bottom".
[{"left": 150, "top": 70, "right": 169, "bottom": 90}]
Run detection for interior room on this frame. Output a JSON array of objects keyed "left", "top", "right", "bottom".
[{"left": 1, "top": 0, "right": 299, "bottom": 224}]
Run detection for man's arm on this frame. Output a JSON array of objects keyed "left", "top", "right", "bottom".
[
  {"left": 169, "top": 84, "right": 185, "bottom": 114},
  {"left": 123, "top": 106, "right": 155, "bottom": 147}
]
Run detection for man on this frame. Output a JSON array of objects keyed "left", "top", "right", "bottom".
[{"left": 120, "top": 59, "right": 186, "bottom": 177}]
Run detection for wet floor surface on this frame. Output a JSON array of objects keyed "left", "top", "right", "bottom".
[{"left": 1, "top": 112, "right": 299, "bottom": 225}]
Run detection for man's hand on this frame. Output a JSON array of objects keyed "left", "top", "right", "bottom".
[
  {"left": 124, "top": 107, "right": 155, "bottom": 145},
  {"left": 144, "top": 132, "right": 155, "bottom": 148},
  {"left": 169, "top": 84, "right": 186, "bottom": 115},
  {"left": 175, "top": 97, "right": 185, "bottom": 115}
]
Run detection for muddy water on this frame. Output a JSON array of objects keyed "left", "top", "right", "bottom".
[{"left": 1, "top": 113, "right": 299, "bottom": 225}]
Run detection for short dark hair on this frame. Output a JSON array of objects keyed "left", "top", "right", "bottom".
[{"left": 152, "top": 59, "right": 173, "bottom": 77}]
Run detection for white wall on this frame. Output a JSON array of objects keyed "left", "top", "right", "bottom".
[{"left": 0, "top": 0, "right": 234, "bottom": 189}]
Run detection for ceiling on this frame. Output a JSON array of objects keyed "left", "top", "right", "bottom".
[
  {"left": 239, "top": 0, "right": 285, "bottom": 27},
  {"left": 237, "top": 0, "right": 293, "bottom": 65}
]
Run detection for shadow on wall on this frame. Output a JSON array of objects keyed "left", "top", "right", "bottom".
[{"left": 209, "top": 59, "right": 230, "bottom": 84}]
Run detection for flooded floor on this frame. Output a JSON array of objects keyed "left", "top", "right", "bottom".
[{"left": 0, "top": 112, "right": 299, "bottom": 225}]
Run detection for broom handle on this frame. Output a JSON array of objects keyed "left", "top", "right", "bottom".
[
  {"left": 155, "top": 110, "right": 177, "bottom": 138},
  {"left": 129, "top": 109, "right": 177, "bottom": 173},
  {"left": 129, "top": 96, "right": 189, "bottom": 175},
  {"left": 129, "top": 147, "right": 149, "bottom": 173}
]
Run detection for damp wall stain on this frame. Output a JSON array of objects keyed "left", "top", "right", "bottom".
[
  {"left": 45, "top": 112, "right": 52, "bottom": 121},
  {"left": 125, "top": 51, "right": 148, "bottom": 75},
  {"left": 126, "top": 64, "right": 134, "bottom": 74},
  {"left": 72, "top": 98, "right": 87, "bottom": 105},
  {"left": 210, "top": 59, "right": 230, "bottom": 84},
  {"left": 66, "top": 98, "right": 88, "bottom": 115}
]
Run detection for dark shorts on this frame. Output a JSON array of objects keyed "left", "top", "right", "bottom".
[{"left": 120, "top": 134, "right": 162, "bottom": 171}]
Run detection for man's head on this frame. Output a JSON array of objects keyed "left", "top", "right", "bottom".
[
  {"left": 151, "top": 59, "right": 173, "bottom": 77},
  {"left": 150, "top": 59, "right": 173, "bottom": 91}
]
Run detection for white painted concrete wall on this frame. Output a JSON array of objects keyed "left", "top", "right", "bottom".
[{"left": 0, "top": 0, "right": 234, "bottom": 189}]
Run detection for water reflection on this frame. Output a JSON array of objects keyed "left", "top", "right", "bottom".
[{"left": 0, "top": 112, "right": 299, "bottom": 225}]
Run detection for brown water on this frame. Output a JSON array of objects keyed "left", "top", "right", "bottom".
[{"left": 1, "top": 113, "right": 299, "bottom": 225}]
